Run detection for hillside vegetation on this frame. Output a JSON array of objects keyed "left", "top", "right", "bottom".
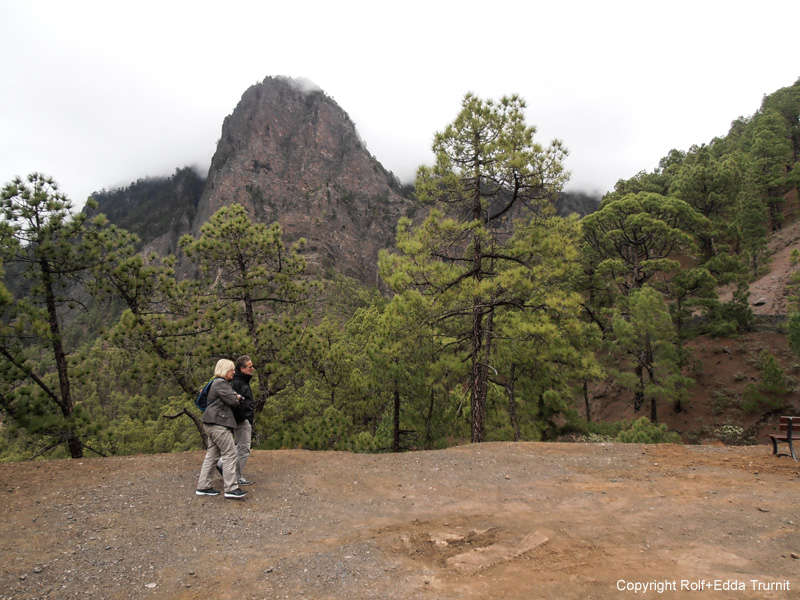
[{"left": 1, "top": 79, "right": 799, "bottom": 461}]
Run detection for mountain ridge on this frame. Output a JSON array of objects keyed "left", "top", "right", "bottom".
[
  {"left": 89, "top": 76, "right": 598, "bottom": 285},
  {"left": 186, "top": 76, "right": 414, "bottom": 285}
]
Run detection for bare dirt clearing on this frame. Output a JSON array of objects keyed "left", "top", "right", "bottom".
[{"left": 2, "top": 443, "right": 799, "bottom": 599}]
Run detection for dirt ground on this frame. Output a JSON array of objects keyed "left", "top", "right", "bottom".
[{"left": 1, "top": 442, "right": 800, "bottom": 600}]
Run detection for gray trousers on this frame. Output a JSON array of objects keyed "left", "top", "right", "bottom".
[
  {"left": 198, "top": 424, "right": 238, "bottom": 492},
  {"left": 217, "top": 419, "right": 252, "bottom": 479}
]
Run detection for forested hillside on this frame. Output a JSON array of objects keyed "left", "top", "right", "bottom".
[
  {"left": 0, "top": 79, "right": 798, "bottom": 460},
  {"left": 87, "top": 166, "right": 205, "bottom": 255}
]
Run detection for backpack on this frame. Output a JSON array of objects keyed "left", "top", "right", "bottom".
[{"left": 195, "top": 377, "right": 222, "bottom": 412}]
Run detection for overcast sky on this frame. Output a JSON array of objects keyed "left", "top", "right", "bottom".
[{"left": 1, "top": 1, "right": 798, "bottom": 210}]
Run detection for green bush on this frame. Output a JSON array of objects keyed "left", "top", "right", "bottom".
[
  {"left": 712, "top": 424, "right": 745, "bottom": 445},
  {"left": 758, "top": 350, "right": 788, "bottom": 395},
  {"left": 741, "top": 382, "right": 783, "bottom": 413},
  {"left": 614, "top": 417, "right": 681, "bottom": 444}
]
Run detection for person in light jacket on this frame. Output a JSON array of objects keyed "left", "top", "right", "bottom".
[
  {"left": 195, "top": 359, "right": 247, "bottom": 499},
  {"left": 217, "top": 355, "right": 256, "bottom": 485}
]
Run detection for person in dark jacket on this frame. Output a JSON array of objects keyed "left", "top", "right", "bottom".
[
  {"left": 217, "top": 355, "right": 255, "bottom": 485},
  {"left": 195, "top": 359, "right": 247, "bottom": 499}
]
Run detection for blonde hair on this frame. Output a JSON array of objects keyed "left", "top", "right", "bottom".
[{"left": 213, "top": 359, "right": 235, "bottom": 379}]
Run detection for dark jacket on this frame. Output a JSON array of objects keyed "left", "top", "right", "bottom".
[
  {"left": 202, "top": 378, "right": 240, "bottom": 429},
  {"left": 230, "top": 371, "right": 255, "bottom": 425}
]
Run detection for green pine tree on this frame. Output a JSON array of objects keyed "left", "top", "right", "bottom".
[
  {"left": 381, "top": 92, "right": 569, "bottom": 443},
  {"left": 179, "top": 204, "right": 316, "bottom": 416},
  {"left": 611, "top": 287, "right": 693, "bottom": 422},
  {"left": 0, "top": 174, "right": 130, "bottom": 458}
]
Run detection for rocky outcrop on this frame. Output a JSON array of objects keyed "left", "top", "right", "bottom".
[{"left": 195, "top": 76, "right": 413, "bottom": 286}]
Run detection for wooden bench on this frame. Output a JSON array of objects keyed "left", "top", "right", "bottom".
[{"left": 767, "top": 416, "right": 799, "bottom": 461}]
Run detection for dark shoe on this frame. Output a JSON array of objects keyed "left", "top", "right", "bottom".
[
  {"left": 196, "top": 487, "right": 219, "bottom": 496},
  {"left": 225, "top": 488, "right": 247, "bottom": 499},
  {"left": 215, "top": 463, "right": 223, "bottom": 476},
  {"left": 237, "top": 477, "right": 253, "bottom": 486}
]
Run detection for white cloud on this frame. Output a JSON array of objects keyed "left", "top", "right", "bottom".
[{"left": 1, "top": 0, "right": 798, "bottom": 206}]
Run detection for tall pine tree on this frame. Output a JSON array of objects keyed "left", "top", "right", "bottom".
[
  {"left": 381, "top": 93, "right": 570, "bottom": 442},
  {"left": 0, "top": 174, "right": 127, "bottom": 458}
]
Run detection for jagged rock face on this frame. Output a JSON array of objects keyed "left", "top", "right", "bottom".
[{"left": 195, "top": 76, "right": 413, "bottom": 286}]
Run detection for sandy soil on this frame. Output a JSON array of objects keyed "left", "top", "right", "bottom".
[{"left": 2, "top": 442, "right": 800, "bottom": 600}]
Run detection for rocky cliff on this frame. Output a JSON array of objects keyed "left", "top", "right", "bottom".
[
  {"left": 194, "top": 76, "right": 413, "bottom": 285},
  {"left": 91, "top": 77, "right": 597, "bottom": 285}
]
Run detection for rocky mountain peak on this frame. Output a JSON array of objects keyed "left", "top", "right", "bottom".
[
  {"left": 195, "top": 76, "right": 413, "bottom": 285},
  {"left": 91, "top": 76, "right": 596, "bottom": 284}
]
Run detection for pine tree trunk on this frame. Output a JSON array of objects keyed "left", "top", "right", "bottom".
[
  {"left": 583, "top": 380, "right": 591, "bottom": 422},
  {"left": 393, "top": 382, "right": 401, "bottom": 453},
  {"left": 507, "top": 365, "right": 520, "bottom": 441},
  {"left": 470, "top": 188, "right": 487, "bottom": 443},
  {"left": 644, "top": 335, "right": 658, "bottom": 424},
  {"left": 471, "top": 296, "right": 485, "bottom": 443},
  {"left": 425, "top": 389, "right": 435, "bottom": 448},
  {"left": 481, "top": 301, "right": 495, "bottom": 418},
  {"left": 66, "top": 436, "right": 83, "bottom": 460},
  {"left": 42, "top": 259, "right": 83, "bottom": 458},
  {"left": 647, "top": 368, "right": 658, "bottom": 424},
  {"left": 633, "top": 363, "right": 644, "bottom": 411}
]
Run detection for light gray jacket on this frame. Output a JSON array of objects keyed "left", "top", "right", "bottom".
[{"left": 201, "top": 378, "right": 240, "bottom": 429}]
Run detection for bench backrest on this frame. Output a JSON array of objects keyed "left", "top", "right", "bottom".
[{"left": 778, "top": 416, "right": 800, "bottom": 433}]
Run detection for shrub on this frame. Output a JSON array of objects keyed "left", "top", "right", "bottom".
[
  {"left": 712, "top": 424, "right": 745, "bottom": 445},
  {"left": 741, "top": 381, "right": 783, "bottom": 413},
  {"left": 759, "top": 350, "right": 788, "bottom": 395},
  {"left": 578, "top": 432, "right": 615, "bottom": 444},
  {"left": 614, "top": 417, "right": 681, "bottom": 444},
  {"left": 710, "top": 389, "right": 737, "bottom": 416}
]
